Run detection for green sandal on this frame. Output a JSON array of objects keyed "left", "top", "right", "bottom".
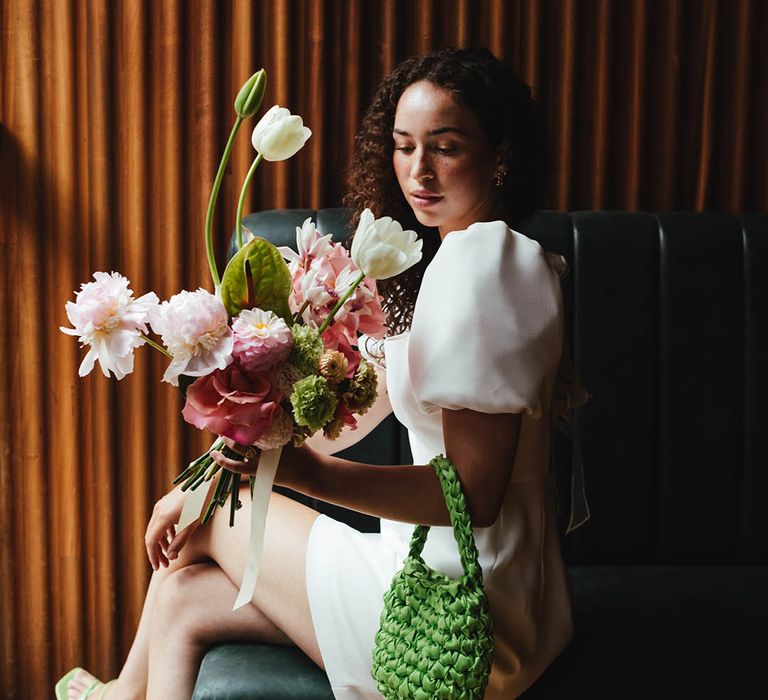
[
  {"left": 54, "top": 668, "right": 115, "bottom": 700},
  {"left": 82, "top": 678, "right": 114, "bottom": 699}
]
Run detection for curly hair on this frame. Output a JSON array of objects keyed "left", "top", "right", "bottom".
[{"left": 343, "top": 47, "right": 552, "bottom": 336}]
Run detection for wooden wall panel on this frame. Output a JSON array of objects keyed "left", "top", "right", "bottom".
[{"left": 1, "top": 0, "right": 766, "bottom": 696}]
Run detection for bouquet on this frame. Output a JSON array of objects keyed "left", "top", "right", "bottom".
[{"left": 60, "top": 70, "right": 423, "bottom": 609}]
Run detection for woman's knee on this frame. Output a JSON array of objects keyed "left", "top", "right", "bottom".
[{"left": 151, "top": 563, "right": 213, "bottom": 642}]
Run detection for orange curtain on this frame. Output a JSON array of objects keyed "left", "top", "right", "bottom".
[{"left": 1, "top": 0, "right": 765, "bottom": 696}]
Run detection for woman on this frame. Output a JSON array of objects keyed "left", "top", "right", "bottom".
[{"left": 61, "top": 47, "right": 584, "bottom": 700}]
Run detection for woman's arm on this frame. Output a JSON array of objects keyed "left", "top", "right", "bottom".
[
  {"left": 276, "top": 408, "right": 522, "bottom": 528},
  {"left": 303, "top": 363, "right": 393, "bottom": 455}
]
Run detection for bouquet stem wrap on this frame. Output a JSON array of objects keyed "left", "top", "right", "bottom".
[
  {"left": 232, "top": 445, "right": 282, "bottom": 610},
  {"left": 371, "top": 455, "right": 495, "bottom": 700},
  {"left": 176, "top": 446, "right": 283, "bottom": 611}
]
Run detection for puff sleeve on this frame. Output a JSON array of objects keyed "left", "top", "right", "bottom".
[{"left": 407, "top": 221, "right": 564, "bottom": 419}]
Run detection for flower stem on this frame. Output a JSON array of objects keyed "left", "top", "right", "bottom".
[
  {"left": 235, "top": 153, "right": 264, "bottom": 250},
  {"left": 140, "top": 333, "right": 173, "bottom": 359},
  {"left": 293, "top": 299, "right": 311, "bottom": 324},
  {"left": 204, "top": 461, "right": 221, "bottom": 481},
  {"left": 186, "top": 457, "right": 214, "bottom": 492},
  {"left": 173, "top": 465, "right": 194, "bottom": 485},
  {"left": 229, "top": 472, "right": 241, "bottom": 526},
  {"left": 317, "top": 271, "right": 366, "bottom": 335},
  {"left": 202, "top": 469, "right": 229, "bottom": 524},
  {"left": 174, "top": 439, "right": 222, "bottom": 485},
  {"left": 206, "top": 115, "right": 244, "bottom": 288}
]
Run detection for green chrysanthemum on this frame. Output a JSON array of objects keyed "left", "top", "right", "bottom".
[
  {"left": 289, "top": 325, "right": 324, "bottom": 375},
  {"left": 344, "top": 360, "right": 378, "bottom": 414},
  {"left": 290, "top": 375, "right": 338, "bottom": 431}
]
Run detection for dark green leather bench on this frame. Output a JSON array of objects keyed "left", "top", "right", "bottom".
[{"left": 193, "top": 209, "right": 768, "bottom": 699}]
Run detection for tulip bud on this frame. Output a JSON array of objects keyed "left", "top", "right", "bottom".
[
  {"left": 251, "top": 105, "right": 312, "bottom": 161},
  {"left": 351, "top": 209, "right": 423, "bottom": 280},
  {"left": 234, "top": 70, "right": 267, "bottom": 118}
]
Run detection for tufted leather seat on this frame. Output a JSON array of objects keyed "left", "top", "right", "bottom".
[{"left": 193, "top": 209, "right": 768, "bottom": 699}]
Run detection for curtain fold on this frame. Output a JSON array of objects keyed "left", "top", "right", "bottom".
[{"left": 2, "top": 0, "right": 766, "bottom": 696}]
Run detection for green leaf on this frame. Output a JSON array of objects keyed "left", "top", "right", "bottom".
[
  {"left": 220, "top": 236, "right": 293, "bottom": 322},
  {"left": 177, "top": 373, "right": 197, "bottom": 396}
]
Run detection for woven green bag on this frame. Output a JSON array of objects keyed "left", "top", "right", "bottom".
[{"left": 371, "top": 455, "right": 495, "bottom": 700}]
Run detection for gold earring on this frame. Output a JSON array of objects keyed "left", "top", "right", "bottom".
[{"left": 494, "top": 168, "right": 508, "bottom": 187}]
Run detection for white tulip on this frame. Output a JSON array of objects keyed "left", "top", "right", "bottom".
[
  {"left": 350, "top": 209, "right": 423, "bottom": 280},
  {"left": 251, "top": 105, "right": 312, "bottom": 161}
]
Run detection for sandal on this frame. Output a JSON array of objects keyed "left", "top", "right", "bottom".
[{"left": 54, "top": 667, "right": 115, "bottom": 700}]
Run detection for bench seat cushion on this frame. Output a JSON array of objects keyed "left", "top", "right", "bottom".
[
  {"left": 192, "top": 644, "right": 334, "bottom": 700},
  {"left": 521, "top": 565, "right": 768, "bottom": 698},
  {"left": 193, "top": 566, "right": 768, "bottom": 699}
]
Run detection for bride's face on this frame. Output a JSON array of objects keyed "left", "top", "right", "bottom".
[{"left": 392, "top": 80, "right": 505, "bottom": 239}]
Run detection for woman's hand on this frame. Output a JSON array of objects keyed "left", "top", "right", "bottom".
[
  {"left": 145, "top": 485, "right": 193, "bottom": 570},
  {"left": 210, "top": 436, "right": 262, "bottom": 475}
]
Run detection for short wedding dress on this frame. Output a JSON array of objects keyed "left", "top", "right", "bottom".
[{"left": 305, "top": 220, "right": 575, "bottom": 699}]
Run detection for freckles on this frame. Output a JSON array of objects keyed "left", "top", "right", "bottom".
[{"left": 392, "top": 163, "right": 407, "bottom": 188}]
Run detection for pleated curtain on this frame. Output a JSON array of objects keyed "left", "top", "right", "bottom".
[{"left": 1, "top": 0, "right": 766, "bottom": 696}]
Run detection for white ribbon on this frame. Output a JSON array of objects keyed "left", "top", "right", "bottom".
[
  {"left": 552, "top": 332, "right": 592, "bottom": 535},
  {"left": 233, "top": 446, "right": 282, "bottom": 610},
  {"left": 176, "top": 478, "right": 214, "bottom": 532},
  {"left": 175, "top": 439, "right": 223, "bottom": 532},
  {"left": 565, "top": 423, "right": 591, "bottom": 534}
]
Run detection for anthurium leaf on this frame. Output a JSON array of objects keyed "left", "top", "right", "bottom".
[
  {"left": 221, "top": 236, "right": 293, "bottom": 322},
  {"left": 177, "top": 373, "right": 197, "bottom": 397}
]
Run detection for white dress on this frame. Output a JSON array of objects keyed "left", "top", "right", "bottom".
[{"left": 305, "top": 221, "right": 575, "bottom": 699}]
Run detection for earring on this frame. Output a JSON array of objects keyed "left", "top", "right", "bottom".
[{"left": 494, "top": 168, "right": 508, "bottom": 187}]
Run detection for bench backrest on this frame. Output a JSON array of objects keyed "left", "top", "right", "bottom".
[{"left": 234, "top": 208, "right": 768, "bottom": 566}]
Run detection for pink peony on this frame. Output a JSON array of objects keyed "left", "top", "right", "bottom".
[
  {"left": 148, "top": 288, "right": 233, "bottom": 386},
  {"left": 232, "top": 308, "right": 292, "bottom": 373},
  {"left": 182, "top": 361, "right": 281, "bottom": 445},
  {"left": 60, "top": 271, "right": 159, "bottom": 380}
]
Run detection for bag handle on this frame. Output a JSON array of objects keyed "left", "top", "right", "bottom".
[{"left": 407, "top": 455, "right": 483, "bottom": 584}]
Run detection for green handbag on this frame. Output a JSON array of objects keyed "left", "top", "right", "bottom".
[{"left": 371, "top": 455, "right": 495, "bottom": 700}]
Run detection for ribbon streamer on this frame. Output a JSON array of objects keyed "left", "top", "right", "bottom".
[
  {"left": 565, "top": 419, "right": 591, "bottom": 534},
  {"left": 233, "top": 446, "right": 282, "bottom": 610},
  {"left": 176, "top": 477, "right": 215, "bottom": 532},
  {"left": 552, "top": 329, "right": 591, "bottom": 535}
]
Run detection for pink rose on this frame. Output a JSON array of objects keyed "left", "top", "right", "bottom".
[{"left": 182, "top": 361, "right": 281, "bottom": 445}]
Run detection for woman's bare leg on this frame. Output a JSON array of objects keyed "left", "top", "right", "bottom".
[
  {"left": 71, "top": 484, "right": 323, "bottom": 699},
  {"left": 144, "top": 486, "right": 324, "bottom": 699},
  {"left": 146, "top": 562, "right": 293, "bottom": 698},
  {"left": 67, "top": 560, "right": 183, "bottom": 699}
]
